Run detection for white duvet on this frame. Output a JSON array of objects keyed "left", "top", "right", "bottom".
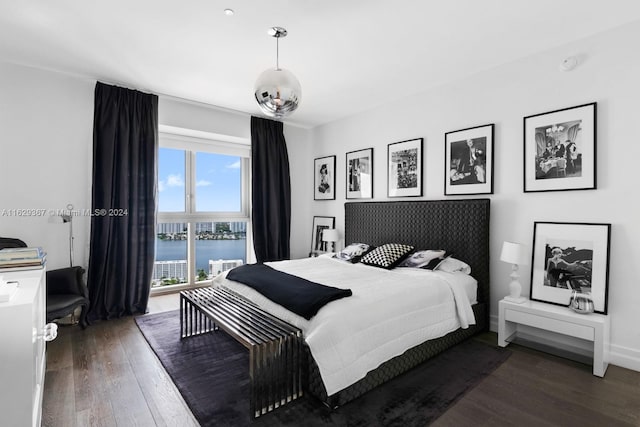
[{"left": 211, "top": 256, "right": 476, "bottom": 396}]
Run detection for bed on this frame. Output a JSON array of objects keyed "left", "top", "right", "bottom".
[{"left": 213, "top": 198, "right": 490, "bottom": 408}]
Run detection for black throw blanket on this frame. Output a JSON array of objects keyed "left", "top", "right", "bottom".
[{"left": 226, "top": 264, "right": 352, "bottom": 320}]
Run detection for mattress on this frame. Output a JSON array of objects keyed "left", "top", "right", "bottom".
[{"left": 212, "top": 256, "right": 477, "bottom": 396}]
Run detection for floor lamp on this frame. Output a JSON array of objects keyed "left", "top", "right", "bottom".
[{"left": 60, "top": 204, "right": 74, "bottom": 267}]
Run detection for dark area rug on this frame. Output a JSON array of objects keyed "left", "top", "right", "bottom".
[{"left": 135, "top": 309, "right": 510, "bottom": 427}]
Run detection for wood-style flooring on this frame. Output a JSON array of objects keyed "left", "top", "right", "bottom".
[{"left": 42, "top": 293, "right": 640, "bottom": 426}]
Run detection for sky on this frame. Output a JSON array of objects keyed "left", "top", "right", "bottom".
[{"left": 158, "top": 148, "right": 241, "bottom": 212}]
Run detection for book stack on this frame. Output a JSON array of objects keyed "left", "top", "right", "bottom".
[{"left": 0, "top": 247, "right": 47, "bottom": 272}]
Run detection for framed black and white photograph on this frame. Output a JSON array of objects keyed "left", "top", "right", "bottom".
[
  {"left": 314, "top": 155, "right": 336, "bottom": 200},
  {"left": 444, "top": 124, "right": 494, "bottom": 195},
  {"left": 530, "top": 221, "right": 611, "bottom": 314},
  {"left": 387, "top": 138, "right": 423, "bottom": 197},
  {"left": 346, "top": 148, "right": 373, "bottom": 199},
  {"left": 524, "top": 102, "right": 596, "bottom": 192},
  {"left": 310, "top": 216, "right": 335, "bottom": 255}
]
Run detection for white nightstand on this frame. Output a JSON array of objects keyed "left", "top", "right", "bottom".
[{"left": 498, "top": 299, "right": 610, "bottom": 377}]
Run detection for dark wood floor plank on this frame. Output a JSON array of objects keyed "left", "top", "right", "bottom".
[
  {"left": 71, "top": 322, "right": 117, "bottom": 427},
  {"left": 41, "top": 367, "right": 76, "bottom": 427},
  {"left": 118, "top": 317, "right": 198, "bottom": 427},
  {"left": 91, "top": 318, "right": 158, "bottom": 427},
  {"left": 45, "top": 326, "right": 73, "bottom": 371}
]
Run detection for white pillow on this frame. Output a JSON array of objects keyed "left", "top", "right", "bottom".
[{"left": 435, "top": 257, "right": 471, "bottom": 274}]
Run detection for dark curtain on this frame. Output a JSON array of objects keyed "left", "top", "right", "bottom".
[
  {"left": 250, "top": 116, "right": 291, "bottom": 262},
  {"left": 87, "top": 82, "right": 158, "bottom": 321}
]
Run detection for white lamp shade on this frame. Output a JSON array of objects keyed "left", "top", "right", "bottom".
[
  {"left": 322, "top": 229, "right": 339, "bottom": 243},
  {"left": 500, "top": 241, "right": 528, "bottom": 265}
]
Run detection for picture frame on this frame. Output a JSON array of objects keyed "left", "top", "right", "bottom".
[
  {"left": 346, "top": 148, "right": 373, "bottom": 199},
  {"left": 444, "top": 124, "right": 494, "bottom": 195},
  {"left": 524, "top": 102, "right": 597, "bottom": 192},
  {"left": 314, "top": 155, "right": 336, "bottom": 200},
  {"left": 310, "top": 216, "right": 335, "bottom": 255},
  {"left": 387, "top": 138, "right": 423, "bottom": 198},
  {"left": 530, "top": 221, "right": 611, "bottom": 314}
]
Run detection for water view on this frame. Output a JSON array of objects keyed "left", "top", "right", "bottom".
[
  {"left": 152, "top": 238, "right": 246, "bottom": 287},
  {"left": 156, "top": 238, "right": 246, "bottom": 270}
]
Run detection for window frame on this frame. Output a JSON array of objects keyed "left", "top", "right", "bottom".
[{"left": 153, "top": 129, "right": 251, "bottom": 293}]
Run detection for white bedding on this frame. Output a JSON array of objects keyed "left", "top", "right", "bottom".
[{"left": 211, "top": 256, "right": 477, "bottom": 396}]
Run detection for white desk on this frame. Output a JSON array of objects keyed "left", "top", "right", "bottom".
[{"left": 498, "top": 299, "right": 609, "bottom": 377}]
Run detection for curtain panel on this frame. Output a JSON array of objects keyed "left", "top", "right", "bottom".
[
  {"left": 87, "top": 82, "right": 158, "bottom": 321},
  {"left": 250, "top": 116, "right": 291, "bottom": 263}
]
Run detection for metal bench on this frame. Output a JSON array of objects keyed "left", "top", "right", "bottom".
[{"left": 180, "top": 286, "right": 303, "bottom": 418}]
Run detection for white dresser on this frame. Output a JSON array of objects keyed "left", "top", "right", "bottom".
[{"left": 0, "top": 268, "right": 53, "bottom": 427}]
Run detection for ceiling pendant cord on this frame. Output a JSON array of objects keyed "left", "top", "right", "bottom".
[{"left": 276, "top": 35, "right": 280, "bottom": 70}]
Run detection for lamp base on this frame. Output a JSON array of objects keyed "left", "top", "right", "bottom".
[{"left": 504, "top": 295, "right": 527, "bottom": 304}]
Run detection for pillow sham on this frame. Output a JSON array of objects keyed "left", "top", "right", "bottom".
[
  {"left": 435, "top": 256, "right": 472, "bottom": 274},
  {"left": 396, "top": 249, "right": 446, "bottom": 268},
  {"left": 334, "top": 243, "right": 373, "bottom": 263},
  {"left": 421, "top": 251, "right": 454, "bottom": 270},
  {"left": 360, "top": 243, "right": 414, "bottom": 269}
]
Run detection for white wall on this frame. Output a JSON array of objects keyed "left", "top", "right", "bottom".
[
  {"left": 283, "top": 125, "right": 314, "bottom": 258},
  {"left": 298, "top": 22, "right": 640, "bottom": 371},
  {"left": 0, "top": 62, "right": 94, "bottom": 269}
]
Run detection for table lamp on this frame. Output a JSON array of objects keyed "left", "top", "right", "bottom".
[
  {"left": 500, "top": 241, "right": 528, "bottom": 303},
  {"left": 322, "top": 229, "right": 340, "bottom": 252}
]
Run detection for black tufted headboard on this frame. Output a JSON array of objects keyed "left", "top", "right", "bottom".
[{"left": 344, "top": 199, "right": 490, "bottom": 309}]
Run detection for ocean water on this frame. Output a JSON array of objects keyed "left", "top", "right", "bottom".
[{"left": 155, "top": 239, "right": 246, "bottom": 272}]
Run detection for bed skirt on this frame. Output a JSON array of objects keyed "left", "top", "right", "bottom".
[{"left": 304, "top": 302, "right": 487, "bottom": 408}]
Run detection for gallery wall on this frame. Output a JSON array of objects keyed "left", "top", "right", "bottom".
[{"left": 299, "top": 22, "right": 640, "bottom": 371}]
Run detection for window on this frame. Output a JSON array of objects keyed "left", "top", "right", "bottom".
[{"left": 152, "top": 130, "right": 251, "bottom": 291}]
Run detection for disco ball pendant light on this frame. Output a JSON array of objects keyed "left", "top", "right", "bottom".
[{"left": 254, "top": 27, "right": 301, "bottom": 118}]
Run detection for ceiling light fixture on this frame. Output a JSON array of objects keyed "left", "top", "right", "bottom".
[
  {"left": 223, "top": 8, "right": 234, "bottom": 16},
  {"left": 254, "top": 27, "right": 301, "bottom": 119}
]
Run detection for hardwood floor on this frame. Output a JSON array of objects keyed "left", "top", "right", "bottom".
[{"left": 43, "top": 293, "right": 640, "bottom": 426}]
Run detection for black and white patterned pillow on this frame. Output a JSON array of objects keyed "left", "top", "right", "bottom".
[
  {"left": 360, "top": 243, "right": 414, "bottom": 269},
  {"left": 397, "top": 249, "right": 446, "bottom": 268},
  {"left": 334, "top": 243, "right": 373, "bottom": 263},
  {"left": 421, "top": 251, "right": 454, "bottom": 270}
]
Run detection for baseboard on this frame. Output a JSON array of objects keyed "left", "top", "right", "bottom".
[
  {"left": 489, "top": 313, "right": 640, "bottom": 373},
  {"left": 609, "top": 343, "right": 640, "bottom": 372}
]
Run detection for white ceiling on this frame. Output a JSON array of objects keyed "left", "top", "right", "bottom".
[{"left": 2, "top": 1, "right": 640, "bottom": 128}]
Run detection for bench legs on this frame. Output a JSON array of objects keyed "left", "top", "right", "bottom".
[
  {"left": 180, "top": 290, "right": 303, "bottom": 418},
  {"left": 180, "top": 292, "right": 218, "bottom": 338}
]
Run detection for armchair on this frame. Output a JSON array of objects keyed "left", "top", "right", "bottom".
[{"left": 46, "top": 266, "right": 89, "bottom": 329}]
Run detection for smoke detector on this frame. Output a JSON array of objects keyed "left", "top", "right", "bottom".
[{"left": 559, "top": 56, "right": 578, "bottom": 72}]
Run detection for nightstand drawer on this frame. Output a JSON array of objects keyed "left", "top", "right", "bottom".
[{"left": 505, "top": 309, "right": 595, "bottom": 341}]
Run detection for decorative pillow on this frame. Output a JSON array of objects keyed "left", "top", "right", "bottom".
[
  {"left": 421, "top": 251, "right": 454, "bottom": 270},
  {"left": 334, "top": 243, "right": 373, "bottom": 263},
  {"left": 435, "top": 257, "right": 471, "bottom": 274},
  {"left": 360, "top": 243, "right": 415, "bottom": 269},
  {"left": 397, "top": 249, "right": 446, "bottom": 268}
]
